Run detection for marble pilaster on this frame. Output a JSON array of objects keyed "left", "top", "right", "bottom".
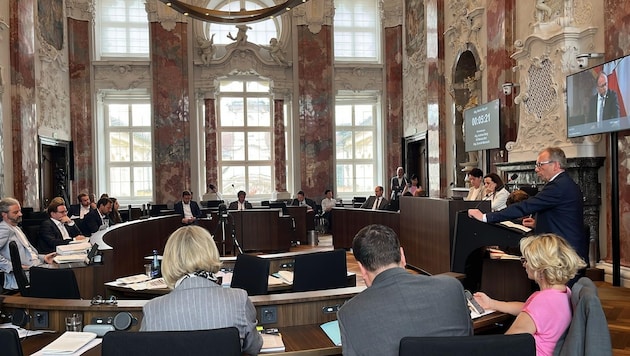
[
  {"left": 273, "top": 98, "right": 287, "bottom": 193},
  {"left": 384, "top": 25, "right": 404, "bottom": 193},
  {"left": 204, "top": 97, "right": 218, "bottom": 193}
]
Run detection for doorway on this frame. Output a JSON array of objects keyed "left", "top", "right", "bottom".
[
  {"left": 403, "top": 132, "right": 428, "bottom": 195},
  {"left": 39, "top": 136, "right": 72, "bottom": 211}
]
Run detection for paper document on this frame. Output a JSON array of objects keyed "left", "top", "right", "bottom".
[
  {"left": 470, "top": 309, "right": 496, "bottom": 319},
  {"left": 40, "top": 331, "right": 97, "bottom": 355},
  {"left": 116, "top": 274, "right": 151, "bottom": 285},
  {"left": 260, "top": 332, "right": 285, "bottom": 353},
  {"left": 320, "top": 320, "right": 342, "bottom": 346},
  {"left": 499, "top": 220, "right": 532, "bottom": 232},
  {"left": 53, "top": 254, "right": 88, "bottom": 264},
  {"left": 56, "top": 242, "right": 92, "bottom": 255},
  {"left": 271, "top": 270, "right": 293, "bottom": 284},
  {"left": 128, "top": 277, "right": 168, "bottom": 290}
]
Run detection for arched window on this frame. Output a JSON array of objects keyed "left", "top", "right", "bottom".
[{"left": 205, "top": 0, "right": 282, "bottom": 45}]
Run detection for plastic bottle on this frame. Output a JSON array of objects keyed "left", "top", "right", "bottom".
[{"left": 151, "top": 249, "right": 161, "bottom": 278}]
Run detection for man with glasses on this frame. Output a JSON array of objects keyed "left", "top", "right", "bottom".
[
  {"left": 468, "top": 147, "right": 588, "bottom": 263},
  {"left": 587, "top": 72, "right": 620, "bottom": 124},
  {"left": 38, "top": 197, "right": 86, "bottom": 253},
  {"left": 0, "top": 197, "right": 56, "bottom": 290}
]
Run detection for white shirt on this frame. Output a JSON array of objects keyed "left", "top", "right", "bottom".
[
  {"left": 80, "top": 205, "right": 90, "bottom": 218},
  {"left": 238, "top": 202, "right": 246, "bottom": 211},
  {"left": 321, "top": 197, "right": 336, "bottom": 212},
  {"left": 182, "top": 203, "right": 193, "bottom": 218},
  {"left": 372, "top": 197, "right": 381, "bottom": 210},
  {"left": 52, "top": 218, "right": 71, "bottom": 240}
]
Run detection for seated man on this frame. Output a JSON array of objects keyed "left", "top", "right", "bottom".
[
  {"left": 320, "top": 189, "right": 336, "bottom": 231},
  {"left": 38, "top": 197, "right": 86, "bottom": 254},
  {"left": 338, "top": 224, "right": 473, "bottom": 356},
  {"left": 360, "top": 186, "right": 389, "bottom": 210},
  {"left": 174, "top": 190, "right": 203, "bottom": 225},
  {"left": 228, "top": 191, "right": 253, "bottom": 211},
  {"left": 69, "top": 192, "right": 93, "bottom": 218},
  {"left": 0, "top": 198, "right": 55, "bottom": 290},
  {"left": 83, "top": 198, "right": 113, "bottom": 236},
  {"left": 291, "top": 191, "right": 316, "bottom": 212}
]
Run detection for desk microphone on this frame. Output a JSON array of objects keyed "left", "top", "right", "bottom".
[
  {"left": 508, "top": 174, "right": 518, "bottom": 182},
  {"left": 472, "top": 192, "right": 493, "bottom": 210}
]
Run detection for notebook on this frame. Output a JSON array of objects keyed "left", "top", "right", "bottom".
[
  {"left": 40, "top": 331, "right": 97, "bottom": 355},
  {"left": 320, "top": 320, "right": 342, "bottom": 346}
]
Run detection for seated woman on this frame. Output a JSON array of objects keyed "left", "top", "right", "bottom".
[
  {"left": 482, "top": 173, "right": 510, "bottom": 211},
  {"left": 140, "top": 225, "right": 263, "bottom": 355},
  {"left": 474, "top": 233, "right": 586, "bottom": 356}
]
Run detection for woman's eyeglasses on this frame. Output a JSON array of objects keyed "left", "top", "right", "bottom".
[{"left": 90, "top": 295, "right": 118, "bottom": 306}]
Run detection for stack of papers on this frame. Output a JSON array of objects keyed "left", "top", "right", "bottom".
[
  {"left": 270, "top": 270, "right": 293, "bottom": 284},
  {"left": 56, "top": 242, "right": 92, "bottom": 255},
  {"left": 40, "top": 331, "right": 97, "bottom": 355},
  {"left": 499, "top": 220, "right": 532, "bottom": 232},
  {"left": 116, "top": 274, "right": 151, "bottom": 285},
  {"left": 53, "top": 254, "right": 89, "bottom": 264},
  {"left": 260, "top": 332, "right": 285, "bottom": 353}
]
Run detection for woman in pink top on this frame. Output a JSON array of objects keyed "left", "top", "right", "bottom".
[{"left": 473, "top": 233, "right": 586, "bottom": 356}]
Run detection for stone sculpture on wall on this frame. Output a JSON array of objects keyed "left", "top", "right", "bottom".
[
  {"left": 197, "top": 34, "right": 216, "bottom": 65},
  {"left": 261, "top": 38, "right": 289, "bottom": 66}
]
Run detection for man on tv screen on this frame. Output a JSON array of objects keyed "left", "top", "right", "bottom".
[{"left": 587, "top": 72, "right": 620, "bottom": 123}]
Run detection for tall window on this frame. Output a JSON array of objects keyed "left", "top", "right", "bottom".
[
  {"left": 334, "top": 0, "right": 380, "bottom": 62},
  {"left": 335, "top": 94, "right": 382, "bottom": 196},
  {"left": 100, "top": 91, "right": 153, "bottom": 203},
  {"left": 96, "top": 0, "right": 150, "bottom": 59},
  {"left": 206, "top": 0, "right": 281, "bottom": 45},
  {"left": 218, "top": 80, "right": 274, "bottom": 198}
]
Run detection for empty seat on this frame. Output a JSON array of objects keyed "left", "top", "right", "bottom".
[
  {"left": 230, "top": 254, "right": 270, "bottom": 296},
  {"left": 399, "top": 333, "right": 535, "bottom": 356},
  {"left": 28, "top": 266, "right": 81, "bottom": 299},
  {"left": 0, "top": 329, "right": 24, "bottom": 356}
]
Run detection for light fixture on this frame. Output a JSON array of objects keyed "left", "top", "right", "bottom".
[{"left": 159, "top": 0, "right": 310, "bottom": 24}]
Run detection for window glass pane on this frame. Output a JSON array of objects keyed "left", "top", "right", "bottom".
[
  {"left": 98, "top": 0, "right": 149, "bottom": 58},
  {"left": 333, "top": 0, "right": 379, "bottom": 61},
  {"left": 247, "top": 132, "right": 271, "bottom": 160},
  {"left": 220, "top": 80, "right": 244, "bottom": 92},
  {"left": 131, "top": 104, "right": 151, "bottom": 126},
  {"left": 110, "top": 167, "right": 131, "bottom": 196},
  {"left": 248, "top": 166, "right": 273, "bottom": 194},
  {"left": 221, "top": 166, "right": 246, "bottom": 193},
  {"left": 355, "top": 164, "right": 374, "bottom": 191},
  {"left": 221, "top": 132, "right": 245, "bottom": 161},
  {"left": 246, "top": 98, "right": 271, "bottom": 126},
  {"left": 355, "top": 131, "right": 374, "bottom": 159},
  {"left": 132, "top": 132, "right": 152, "bottom": 161},
  {"left": 208, "top": 1, "right": 280, "bottom": 46},
  {"left": 336, "top": 164, "right": 354, "bottom": 193},
  {"left": 335, "top": 105, "right": 353, "bottom": 126},
  {"left": 109, "top": 104, "right": 129, "bottom": 126},
  {"left": 355, "top": 105, "right": 374, "bottom": 126},
  {"left": 109, "top": 132, "right": 130, "bottom": 162},
  {"left": 336, "top": 131, "right": 353, "bottom": 159},
  {"left": 133, "top": 167, "right": 153, "bottom": 197},
  {"left": 247, "top": 81, "right": 269, "bottom": 92},
  {"left": 221, "top": 98, "right": 245, "bottom": 126}
]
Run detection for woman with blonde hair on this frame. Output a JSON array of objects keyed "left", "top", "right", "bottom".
[
  {"left": 140, "top": 225, "right": 262, "bottom": 355},
  {"left": 473, "top": 233, "right": 586, "bottom": 356}
]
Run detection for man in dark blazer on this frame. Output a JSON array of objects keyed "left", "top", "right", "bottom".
[
  {"left": 468, "top": 147, "right": 588, "bottom": 263},
  {"left": 228, "top": 191, "right": 253, "bottom": 210},
  {"left": 338, "top": 224, "right": 473, "bottom": 356},
  {"left": 390, "top": 166, "right": 409, "bottom": 200},
  {"left": 360, "top": 186, "right": 389, "bottom": 210},
  {"left": 38, "top": 197, "right": 86, "bottom": 253},
  {"left": 83, "top": 197, "right": 113, "bottom": 236},
  {"left": 69, "top": 193, "right": 93, "bottom": 218},
  {"left": 291, "top": 191, "right": 316, "bottom": 212},
  {"left": 173, "top": 190, "right": 203, "bottom": 225},
  {"left": 586, "top": 72, "right": 620, "bottom": 124}
]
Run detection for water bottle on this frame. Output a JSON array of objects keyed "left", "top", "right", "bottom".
[{"left": 151, "top": 249, "right": 161, "bottom": 278}]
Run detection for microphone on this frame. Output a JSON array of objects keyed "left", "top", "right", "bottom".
[{"left": 508, "top": 174, "right": 518, "bottom": 182}]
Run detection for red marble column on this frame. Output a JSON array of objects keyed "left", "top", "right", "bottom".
[
  {"left": 425, "top": 0, "right": 447, "bottom": 197},
  {"left": 296, "top": 25, "right": 333, "bottom": 198},
  {"left": 204, "top": 97, "right": 218, "bottom": 190},
  {"left": 273, "top": 99, "right": 287, "bottom": 192},
  {"left": 384, "top": 25, "right": 404, "bottom": 197},
  {"left": 486, "top": 0, "right": 517, "bottom": 170},
  {"left": 9, "top": 0, "right": 37, "bottom": 206},
  {"left": 67, "top": 17, "right": 94, "bottom": 197},
  {"left": 150, "top": 22, "right": 190, "bottom": 204},
  {"left": 605, "top": 0, "right": 630, "bottom": 265}
]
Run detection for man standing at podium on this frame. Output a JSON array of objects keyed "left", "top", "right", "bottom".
[
  {"left": 468, "top": 147, "right": 588, "bottom": 263},
  {"left": 338, "top": 224, "right": 472, "bottom": 356}
]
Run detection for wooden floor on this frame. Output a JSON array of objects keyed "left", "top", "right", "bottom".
[{"left": 296, "top": 233, "right": 630, "bottom": 355}]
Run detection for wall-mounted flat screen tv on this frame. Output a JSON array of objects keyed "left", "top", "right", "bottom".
[
  {"left": 464, "top": 99, "right": 501, "bottom": 151},
  {"left": 567, "top": 54, "right": 630, "bottom": 138}
]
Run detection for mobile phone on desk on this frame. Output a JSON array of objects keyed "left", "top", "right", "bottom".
[{"left": 464, "top": 290, "right": 485, "bottom": 314}]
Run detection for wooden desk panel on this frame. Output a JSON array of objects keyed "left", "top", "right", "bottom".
[{"left": 330, "top": 208, "right": 400, "bottom": 249}]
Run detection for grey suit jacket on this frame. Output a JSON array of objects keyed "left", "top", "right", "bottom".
[
  {"left": 360, "top": 196, "right": 389, "bottom": 210},
  {"left": 0, "top": 221, "right": 45, "bottom": 290},
  {"left": 338, "top": 268, "right": 473, "bottom": 356},
  {"left": 140, "top": 276, "right": 263, "bottom": 355}
]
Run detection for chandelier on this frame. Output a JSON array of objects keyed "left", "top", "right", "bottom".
[{"left": 159, "top": 0, "right": 310, "bottom": 24}]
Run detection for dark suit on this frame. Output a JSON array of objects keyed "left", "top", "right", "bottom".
[
  {"left": 37, "top": 218, "right": 83, "bottom": 254},
  {"left": 82, "top": 209, "right": 106, "bottom": 237},
  {"left": 228, "top": 201, "right": 253, "bottom": 210},
  {"left": 587, "top": 90, "right": 620, "bottom": 123},
  {"left": 338, "top": 268, "right": 473, "bottom": 356},
  {"left": 390, "top": 175, "right": 409, "bottom": 200},
  {"left": 68, "top": 204, "right": 92, "bottom": 218},
  {"left": 360, "top": 196, "right": 389, "bottom": 210},
  {"left": 291, "top": 198, "right": 316, "bottom": 210},
  {"left": 174, "top": 201, "right": 203, "bottom": 221},
  {"left": 485, "top": 172, "right": 588, "bottom": 262}
]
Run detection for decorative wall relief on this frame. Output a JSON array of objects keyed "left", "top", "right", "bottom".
[{"left": 38, "top": 0, "right": 63, "bottom": 50}]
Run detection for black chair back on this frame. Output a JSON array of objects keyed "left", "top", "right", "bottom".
[
  {"left": 8, "top": 241, "right": 31, "bottom": 296},
  {"left": 28, "top": 266, "right": 81, "bottom": 299},
  {"left": 102, "top": 328, "right": 241, "bottom": 356},
  {"left": 0, "top": 328, "right": 24, "bottom": 356},
  {"left": 231, "top": 254, "right": 270, "bottom": 296},
  {"left": 399, "top": 333, "right": 535, "bottom": 356},
  {"left": 292, "top": 249, "right": 347, "bottom": 292}
]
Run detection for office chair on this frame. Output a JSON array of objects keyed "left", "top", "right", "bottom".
[
  {"left": 28, "top": 266, "right": 81, "bottom": 299},
  {"left": 8, "top": 241, "right": 31, "bottom": 296},
  {"left": 399, "top": 333, "right": 535, "bottom": 356},
  {"left": 230, "top": 254, "right": 270, "bottom": 296},
  {"left": 553, "top": 277, "right": 612, "bottom": 356},
  {"left": 0, "top": 328, "right": 24, "bottom": 356},
  {"left": 102, "top": 328, "right": 241, "bottom": 356},
  {"left": 292, "top": 249, "right": 347, "bottom": 292},
  {"left": 352, "top": 197, "right": 366, "bottom": 208}
]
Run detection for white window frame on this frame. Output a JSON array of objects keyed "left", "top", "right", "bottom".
[
  {"left": 333, "top": 0, "right": 381, "bottom": 63},
  {"left": 94, "top": 0, "right": 150, "bottom": 60}
]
